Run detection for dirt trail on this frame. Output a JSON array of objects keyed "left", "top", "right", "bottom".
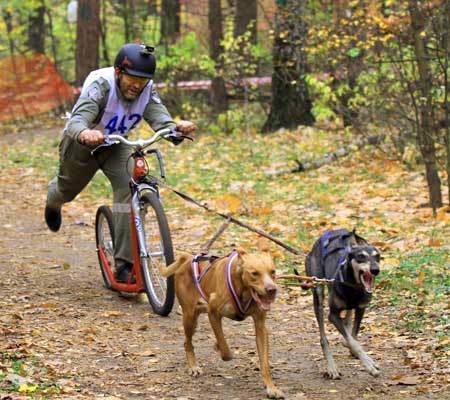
[{"left": 0, "top": 129, "right": 448, "bottom": 400}]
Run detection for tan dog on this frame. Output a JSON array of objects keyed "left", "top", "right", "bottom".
[{"left": 161, "top": 242, "right": 285, "bottom": 399}]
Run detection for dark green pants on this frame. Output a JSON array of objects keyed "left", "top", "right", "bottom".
[{"left": 47, "top": 134, "right": 134, "bottom": 264}]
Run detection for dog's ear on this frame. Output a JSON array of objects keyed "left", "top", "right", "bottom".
[
  {"left": 350, "top": 229, "right": 368, "bottom": 246},
  {"left": 234, "top": 247, "right": 247, "bottom": 274},
  {"left": 256, "top": 238, "right": 270, "bottom": 253}
]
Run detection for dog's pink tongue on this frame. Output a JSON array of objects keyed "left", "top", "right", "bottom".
[{"left": 362, "top": 272, "right": 374, "bottom": 293}]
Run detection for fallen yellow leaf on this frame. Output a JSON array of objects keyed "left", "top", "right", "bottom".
[
  {"left": 19, "top": 383, "right": 37, "bottom": 393},
  {"left": 436, "top": 206, "right": 450, "bottom": 222},
  {"left": 428, "top": 237, "right": 442, "bottom": 247},
  {"left": 417, "top": 271, "right": 426, "bottom": 286},
  {"left": 222, "top": 193, "right": 241, "bottom": 214},
  {"left": 252, "top": 207, "right": 272, "bottom": 216},
  {"left": 103, "top": 310, "right": 124, "bottom": 317}
]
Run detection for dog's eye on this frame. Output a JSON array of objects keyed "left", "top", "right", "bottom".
[
  {"left": 251, "top": 271, "right": 260, "bottom": 277},
  {"left": 355, "top": 254, "right": 368, "bottom": 262}
]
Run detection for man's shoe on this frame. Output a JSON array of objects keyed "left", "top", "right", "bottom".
[
  {"left": 45, "top": 205, "right": 62, "bottom": 232},
  {"left": 114, "top": 261, "right": 133, "bottom": 283}
]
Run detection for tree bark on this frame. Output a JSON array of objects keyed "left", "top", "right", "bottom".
[
  {"left": 27, "top": 1, "right": 46, "bottom": 54},
  {"left": 76, "top": 0, "right": 100, "bottom": 86},
  {"left": 45, "top": 7, "right": 59, "bottom": 71},
  {"left": 2, "top": 10, "right": 15, "bottom": 57},
  {"left": 130, "top": 0, "right": 141, "bottom": 42},
  {"left": 160, "top": 0, "right": 181, "bottom": 45},
  {"left": 209, "top": 0, "right": 228, "bottom": 114},
  {"left": 234, "top": 0, "right": 257, "bottom": 44},
  {"left": 122, "top": 0, "right": 131, "bottom": 42},
  {"left": 100, "top": 0, "right": 110, "bottom": 65},
  {"left": 408, "top": 0, "right": 442, "bottom": 211},
  {"left": 263, "top": 0, "right": 314, "bottom": 132},
  {"left": 332, "top": 1, "right": 362, "bottom": 128},
  {"left": 439, "top": 1, "right": 450, "bottom": 204}
]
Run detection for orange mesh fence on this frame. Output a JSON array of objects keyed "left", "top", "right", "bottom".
[{"left": 0, "top": 53, "right": 74, "bottom": 122}]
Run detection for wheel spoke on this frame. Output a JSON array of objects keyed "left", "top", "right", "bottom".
[
  {"left": 139, "top": 193, "right": 174, "bottom": 316},
  {"left": 95, "top": 206, "right": 115, "bottom": 290}
]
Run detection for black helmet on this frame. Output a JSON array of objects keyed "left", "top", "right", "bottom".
[{"left": 114, "top": 43, "right": 156, "bottom": 78}]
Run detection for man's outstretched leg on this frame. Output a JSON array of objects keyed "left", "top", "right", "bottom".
[{"left": 45, "top": 135, "right": 97, "bottom": 232}]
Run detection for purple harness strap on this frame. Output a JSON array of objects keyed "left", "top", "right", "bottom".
[
  {"left": 191, "top": 251, "right": 253, "bottom": 318},
  {"left": 192, "top": 255, "right": 213, "bottom": 302},
  {"left": 226, "top": 251, "right": 253, "bottom": 317}
]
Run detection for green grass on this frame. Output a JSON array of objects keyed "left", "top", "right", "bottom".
[
  {"left": 0, "top": 352, "right": 63, "bottom": 399},
  {"left": 379, "top": 246, "right": 449, "bottom": 335}
]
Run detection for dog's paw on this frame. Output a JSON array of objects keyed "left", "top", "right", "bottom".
[
  {"left": 363, "top": 357, "right": 380, "bottom": 377},
  {"left": 220, "top": 350, "right": 233, "bottom": 361},
  {"left": 324, "top": 368, "right": 341, "bottom": 380},
  {"left": 214, "top": 342, "right": 233, "bottom": 361},
  {"left": 188, "top": 366, "right": 202, "bottom": 377},
  {"left": 266, "top": 386, "right": 285, "bottom": 399}
]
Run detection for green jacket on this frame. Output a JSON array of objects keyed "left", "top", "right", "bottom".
[{"left": 65, "top": 75, "right": 176, "bottom": 142}]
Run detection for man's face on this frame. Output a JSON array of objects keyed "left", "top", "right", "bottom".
[{"left": 115, "top": 68, "right": 150, "bottom": 101}]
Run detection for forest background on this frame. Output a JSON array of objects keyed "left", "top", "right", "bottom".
[
  {"left": 1, "top": 0, "right": 450, "bottom": 210},
  {"left": 0, "top": 1, "right": 449, "bottom": 399}
]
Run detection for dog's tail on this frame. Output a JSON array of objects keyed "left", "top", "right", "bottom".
[{"left": 159, "top": 252, "right": 192, "bottom": 277}]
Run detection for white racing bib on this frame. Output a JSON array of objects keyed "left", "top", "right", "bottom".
[{"left": 81, "top": 67, "right": 152, "bottom": 136}]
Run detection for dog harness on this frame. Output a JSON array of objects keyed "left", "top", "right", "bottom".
[
  {"left": 191, "top": 251, "right": 253, "bottom": 319},
  {"left": 320, "top": 229, "right": 350, "bottom": 282},
  {"left": 320, "top": 229, "right": 371, "bottom": 309},
  {"left": 192, "top": 254, "right": 215, "bottom": 302}
]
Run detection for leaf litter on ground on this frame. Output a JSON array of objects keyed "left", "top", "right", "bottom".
[{"left": 0, "top": 120, "right": 449, "bottom": 399}]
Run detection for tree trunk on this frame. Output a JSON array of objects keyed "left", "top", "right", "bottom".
[
  {"left": 440, "top": 1, "right": 450, "bottom": 204},
  {"left": 2, "top": 10, "right": 15, "bottom": 56},
  {"left": 160, "top": 0, "right": 181, "bottom": 45},
  {"left": 263, "top": 0, "right": 314, "bottom": 132},
  {"left": 76, "top": 0, "right": 100, "bottom": 86},
  {"left": 122, "top": 0, "right": 131, "bottom": 42},
  {"left": 45, "top": 8, "right": 59, "bottom": 71},
  {"left": 130, "top": 0, "right": 141, "bottom": 42},
  {"left": 234, "top": 0, "right": 258, "bottom": 76},
  {"left": 27, "top": 1, "right": 46, "bottom": 54},
  {"left": 333, "top": 1, "right": 362, "bottom": 128},
  {"left": 234, "top": 0, "right": 257, "bottom": 44},
  {"left": 408, "top": 0, "right": 442, "bottom": 211},
  {"left": 209, "top": 0, "right": 228, "bottom": 114},
  {"left": 100, "top": 0, "right": 110, "bottom": 65}
]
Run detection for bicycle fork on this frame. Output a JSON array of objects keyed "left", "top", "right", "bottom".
[{"left": 131, "top": 185, "right": 163, "bottom": 261}]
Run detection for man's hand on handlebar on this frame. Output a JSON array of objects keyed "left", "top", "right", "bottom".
[
  {"left": 83, "top": 122, "right": 195, "bottom": 148},
  {"left": 79, "top": 129, "right": 105, "bottom": 145},
  {"left": 176, "top": 120, "right": 196, "bottom": 135}
]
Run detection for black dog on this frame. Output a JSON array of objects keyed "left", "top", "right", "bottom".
[{"left": 305, "top": 229, "right": 381, "bottom": 379}]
